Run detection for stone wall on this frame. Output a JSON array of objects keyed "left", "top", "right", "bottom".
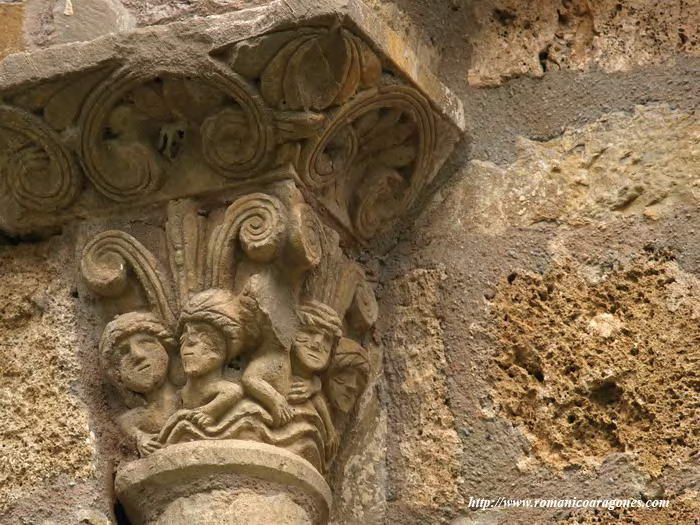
[
  {"left": 369, "top": 1, "right": 699, "bottom": 523},
  {"left": 1, "top": 1, "right": 698, "bottom": 524}
]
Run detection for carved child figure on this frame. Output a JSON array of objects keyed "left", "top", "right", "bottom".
[
  {"left": 173, "top": 289, "right": 249, "bottom": 428},
  {"left": 100, "top": 312, "right": 180, "bottom": 456},
  {"left": 287, "top": 301, "right": 343, "bottom": 454}
]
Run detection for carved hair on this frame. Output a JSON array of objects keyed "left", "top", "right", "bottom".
[
  {"left": 329, "top": 338, "right": 370, "bottom": 379},
  {"left": 296, "top": 301, "right": 343, "bottom": 338},
  {"left": 179, "top": 288, "right": 259, "bottom": 361},
  {"left": 100, "top": 312, "right": 176, "bottom": 408}
]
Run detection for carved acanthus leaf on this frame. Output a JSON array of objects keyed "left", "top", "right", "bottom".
[
  {"left": 299, "top": 85, "right": 437, "bottom": 238},
  {"left": 166, "top": 199, "right": 206, "bottom": 308}
]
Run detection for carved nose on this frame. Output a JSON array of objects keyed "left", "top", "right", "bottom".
[{"left": 129, "top": 341, "right": 148, "bottom": 362}]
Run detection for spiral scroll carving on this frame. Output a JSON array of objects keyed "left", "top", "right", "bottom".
[
  {"left": 300, "top": 86, "right": 435, "bottom": 190},
  {"left": 80, "top": 64, "right": 274, "bottom": 201},
  {"left": 81, "top": 230, "right": 176, "bottom": 326},
  {"left": 297, "top": 85, "right": 437, "bottom": 239},
  {"left": 0, "top": 106, "right": 81, "bottom": 212},
  {"left": 288, "top": 203, "right": 323, "bottom": 269},
  {"left": 205, "top": 193, "right": 288, "bottom": 289}
]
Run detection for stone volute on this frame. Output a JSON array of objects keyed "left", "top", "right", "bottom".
[{"left": 0, "top": 1, "right": 462, "bottom": 523}]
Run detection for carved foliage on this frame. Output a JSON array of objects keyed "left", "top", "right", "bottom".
[
  {"left": 79, "top": 65, "right": 275, "bottom": 201},
  {"left": 300, "top": 86, "right": 437, "bottom": 238},
  {"left": 227, "top": 27, "right": 439, "bottom": 239},
  {"left": 0, "top": 106, "right": 81, "bottom": 211},
  {"left": 83, "top": 185, "right": 376, "bottom": 474},
  {"left": 81, "top": 230, "right": 177, "bottom": 326},
  {"left": 231, "top": 26, "right": 381, "bottom": 112},
  {"left": 2, "top": 24, "right": 442, "bottom": 245}
]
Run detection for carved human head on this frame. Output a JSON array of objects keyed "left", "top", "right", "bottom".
[
  {"left": 100, "top": 312, "right": 176, "bottom": 407},
  {"left": 293, "top": 301, "right": 342, "bottom": 374},
  {"left": 178, "top": 289, "right": 256, "bottom": 376},
  {"left": 325, "top": 338, "right": 370, "bottom": 413}
]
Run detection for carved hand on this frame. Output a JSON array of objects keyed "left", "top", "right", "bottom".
[
  {"left": 137, "top": 433, "right": 162, "bottom": 457},
  {"left": 184, "top": 410, "right": 215, "bottom": 428},
  {"left": 271, "top": 400, "right": 295, "bottom": 427},
  {"left": 287, "top": 378, "right": 321, "bottom": 404},
  {"left": 327, "top": 428, "right": 340, "bottom": 459}
]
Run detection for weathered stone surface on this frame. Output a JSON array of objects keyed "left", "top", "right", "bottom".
[
  {"left": 0, "top": 4, "right": 24, "bottom": 60},
  {"left": 492, "top": 255, "right": 700, "bottom": 476},
  {"left": 24, "top": 0, "right": 135, "bottom": 48},
  {"left": 379, "top": 268, "right": 463, "bottom": 516},
  {"left": 381, "top": 88, "right": 699, "bottom": 523},
  {"left": 0, "top": 238, "right": 97, "bottom": 515},
  {"left": 428, "top": 103, "right": 700, "bottom": 235},
  {"left": 332, "top": 409, "right": 387, "bottom": 524},
  {"left": 466, "top": 0, "right": 700, "bottom": 86}
]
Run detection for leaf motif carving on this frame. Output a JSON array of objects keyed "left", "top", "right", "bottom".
[
  {"left": 260, "top": 28, "right": 379, "bottom": 112},
  {"left": 81, "top": 230, "right": 177, "bottom": 327},
  {"left": 0, "top": 105, "right": 81, "bottom": 211},
  {"left": 261, "top": 36, "right": 315, "bottom": 109}
]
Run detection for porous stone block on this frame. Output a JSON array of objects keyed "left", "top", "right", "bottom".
[{"left": 0, "top": 4, "right": 25, "bottom": 60}]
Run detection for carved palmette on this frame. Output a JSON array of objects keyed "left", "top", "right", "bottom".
[{"left": 81, "top": 230, "right": 177, "bottom": 327}]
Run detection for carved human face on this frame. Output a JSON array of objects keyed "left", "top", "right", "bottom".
[
  {"left": 328, "top": 368, "right": 362, "bottom": 413},
  {"left": 116, "top": 332, "right": 169, "bottom": 393},
  {"left": 293, "top": 329, "right": 334, "bottom": 373},
  {"left": 180, "top": 322, "right": 226, "bottom": 377}
]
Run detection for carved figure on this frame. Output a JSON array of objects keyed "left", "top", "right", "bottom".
[
  {"left": 325, "top": 338, "right": 370, "bottom": 415},
  {"left": 240, "top": 277, "right": 297, "bottom": 428},
  {"left": 160, "top": 289, "right": 248, "bottom": 441},
  {"left": 99, "top": 312, "right": 179, "bottom": 456},
  {"left": 288, "top": 301, "right": 343, "bottom": 456}
]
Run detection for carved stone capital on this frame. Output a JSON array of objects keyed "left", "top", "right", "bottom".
[{"left": 1, "top": 2, "right": 462, "bottom": 523}]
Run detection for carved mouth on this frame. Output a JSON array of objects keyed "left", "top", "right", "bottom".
[{"left": 136, "top": 363, "right": 151, "bottom": 372}]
